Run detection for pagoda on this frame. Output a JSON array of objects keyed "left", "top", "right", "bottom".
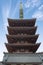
[
  {"left": 0, "top": 1, "right": 43, "bottom": 65},
  {"left": 5, "top": 1, "right": 40, "bottom": 54}
]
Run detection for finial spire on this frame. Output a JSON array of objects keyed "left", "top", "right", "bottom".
[{"left": 19, "top": 1, "right": 23, "bottom": 19}]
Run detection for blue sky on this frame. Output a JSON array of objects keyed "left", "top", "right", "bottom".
[{"left": 0, "top": 0, "right": 43, "bottom": 61}]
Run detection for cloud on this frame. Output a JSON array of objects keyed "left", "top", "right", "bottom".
[
  {"left": 25, "top": 0, "right": 31, "bottom": 8},
  {"left": 32, "top": 11, "right": 43, "bottom": 20},
  {"left": 31, "top": 0, "right": 41, "bottom": 7},
  {"left": 24, "top": 0, "right": 41, "bottom": 8},
  {"left": 32, "top": 4, "right": 43, "bottom": 21},
  {"left": 38, "top": 5, "right": 43, "bottom": 10}
]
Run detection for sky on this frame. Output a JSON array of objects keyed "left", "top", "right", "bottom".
[{"left": 0, "top": 0, "right": 43, "bottom": 61}]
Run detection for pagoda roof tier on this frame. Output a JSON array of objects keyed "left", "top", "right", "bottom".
[
  {"left": 6, "top": 34, "right": 39, "bottom": 43},
  {"left": 5, "top": 43, "right": 40, "bottom": 53},
  {"left": 8, "top": 18, "right": 36, "bottom": 27},
  {"left": 7, "top": 26, "right": 37, "bottom": 35},
  {"left": 5, "top": 43, "right": 41, "bottom": 46},
  {"left": 6, "top": 42, "right": 38, "bottom": 44}
]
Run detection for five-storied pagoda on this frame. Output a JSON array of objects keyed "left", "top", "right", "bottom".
[{"left": 0, "top": 1, "right": 43, "bottom": 65}]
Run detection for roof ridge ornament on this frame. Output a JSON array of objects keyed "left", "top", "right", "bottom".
[{"left": 19, "top": 1, "right": 23, "bottom": 19}]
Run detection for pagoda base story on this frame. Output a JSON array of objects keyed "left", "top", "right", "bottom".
[{"left": 0, "top": 53, "right": 43, "bottom": 65}]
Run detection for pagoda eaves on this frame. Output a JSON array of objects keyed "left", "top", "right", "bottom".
[
  {"left": 6, "top": 34, "right": 39, "bottom": 43},
  {"left": 7, "top": 26, "right": 37, "bottom": 35},
  {"left": 5, "top": 43, "right": 40, "bottom": 53},
  {"left": 8, "top": 18, "right": 36, "bottom": 27}
]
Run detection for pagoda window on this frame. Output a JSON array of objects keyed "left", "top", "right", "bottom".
[
  {"left": 20, "top": 64, "right": 24, "bottom": 65},
  {"left": 32, "top": 64, "right": 40, "bottom": 65},
  {"left": 21, "top": 41, "right": 24, "bottom": 44},
  {"left": 24, "top": 41, "right": 25, "bottom": 43},
  {"left": 7, "top": 64, "right": 11, "bottom": 65},
  {"left": 25, "top": 49, "right": 29, "bottom": 53},
  {"left": 24, "top": 34, "right": 27, "bottom": 35},
  {"left": 11, "top": 64, "right": 16, "bottom": 65},
  {"left": 21, "top": 33, "right": 23, "bottom": 35},
  {"left": 16, "top": 49, "right": 20, "bottom": 52},
  {"left": 12, "top": 31, "right": 14, "bottom": 34},
  {"left": 13, "top": 23, "right": 15, "bottom": 26},
  {"left": 17, "top": 41, "right": 19, "bottom": 44},
  {"left": 20, "top": 48, "right": 25, "bottom": 52},
  {"left": 17, "top": 64, "right": 20, "bottom": 65},
  {"left": 24, "top": 41, "right": 27, "bottom": 43},
  {"left": 17, "top": 33, "right": 20, "bottom": 35},
  {"left": 26, "top": 64, "right": 32, "bottom": 65}
]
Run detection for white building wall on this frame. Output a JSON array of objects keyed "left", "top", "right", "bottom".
[{"left": 0, "top": 53, "right": 43, "bottom": 65}]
